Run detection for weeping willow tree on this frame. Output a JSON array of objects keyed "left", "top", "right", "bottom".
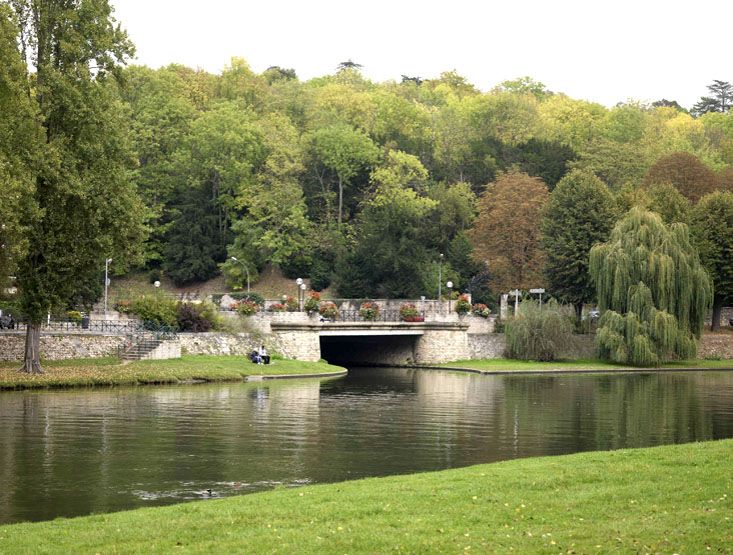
[{"left": 589, "top": 207, "right": 712, "bottom": 366}]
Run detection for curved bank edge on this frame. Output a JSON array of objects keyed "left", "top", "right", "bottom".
[
  {"left": 245, "top": 368, "right": 348, "bottom": 381},
  {"left": 411, "top": 364, "right": 733, "bottom": 376}
]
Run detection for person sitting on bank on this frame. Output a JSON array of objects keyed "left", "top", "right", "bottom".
[{"left": 258, "top": 345, "right": 270, "bottom": 365}]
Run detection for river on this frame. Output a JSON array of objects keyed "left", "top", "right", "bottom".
[{"left": 1, "top": 367, "right": 732, "bottom": 524}]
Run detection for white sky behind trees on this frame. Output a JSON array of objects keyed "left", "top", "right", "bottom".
[{"left": 111, "top": 0, "right": 729, "bottom": 109}]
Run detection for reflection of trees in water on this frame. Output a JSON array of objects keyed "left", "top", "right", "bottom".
[
  {"left": 1, "top": 371, "right": 732, "bottom": 524},
  {"left": 499, "top": 373, "right": 731, "bottom": 455}
]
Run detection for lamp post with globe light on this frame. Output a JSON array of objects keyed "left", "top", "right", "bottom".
[
  {"left": 104, "top": 258, "right": 113, "bottom": 317},
  {"left": 296, "top": 278, "right": 304, "bottom": 310},
  {"left": 438, "top": 253, "right": 444, "bottom": 302},
  {"left": 446, "top": 281, "right": 454, "bottom": 313}
]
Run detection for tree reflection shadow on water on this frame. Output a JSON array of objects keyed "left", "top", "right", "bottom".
[{"left": 1, "top": 368, "right": 732, "bottom": 524}]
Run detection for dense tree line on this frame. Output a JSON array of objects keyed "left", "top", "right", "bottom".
[
  {"left": 113, "top": 61, "right": 733, "bottom": 304},
  {"left": 2, "top": 1, "right": 733, "bottom": 370}
]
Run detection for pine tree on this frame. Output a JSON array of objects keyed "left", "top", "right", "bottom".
[{"left": 589, "top": 208, "right": 712, "bottom": 366}]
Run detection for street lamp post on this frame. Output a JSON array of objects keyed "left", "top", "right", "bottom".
[
  {"left": 446, "top": 280, "right": 454, "bottom": 313},
  {"left": 300, "top": 283, "right": 307, "bottom": 310},
  {"left": 231, "top": 257, "right": 250, "bottom": 293},
  {"left": 438, "top": 253, "right": 444, "bottom": 302},
  {"left": 104, "top": 258, "right": 113, "bottom": 317},
  {"left": 296, "top": 278, "right": 304, "bottom": 310}
]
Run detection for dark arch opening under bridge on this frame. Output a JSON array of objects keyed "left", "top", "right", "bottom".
[{"left": 320, "top": 335, "right": 419, "bottom": 366}]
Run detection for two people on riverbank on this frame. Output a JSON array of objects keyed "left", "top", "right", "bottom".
[{"left": 250, "top": 345, "right": 270, "bottom": 365}]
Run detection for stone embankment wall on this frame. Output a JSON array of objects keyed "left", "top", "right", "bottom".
[
  {"left": 0, "top": 326, "right": 728, "bottom": 363},
  {"left": 179, "top": 331, "right": 320, "bottom": 360},
  {"left": 0, "top": 333, "right": 126, "bottom": 361},
  {"left": 467, "top": 333, "right": 596, "bottom": 361},
  {"left": 699, "top": 333, "right": 733, "bottom": 359}
]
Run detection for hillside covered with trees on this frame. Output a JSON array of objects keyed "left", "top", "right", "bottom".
[{"left": 1, "top": 2, "right": 732, "bottom": 335}]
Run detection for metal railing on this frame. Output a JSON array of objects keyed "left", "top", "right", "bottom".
[
  {"left": 9, "top": 319, "right": 142, "bottom": 333},
  {"left": 335, "top": 310, "right": 425, "bottom": 323},
  {"left": 7, "top": 319, "right": 179, "bottom": 337}
]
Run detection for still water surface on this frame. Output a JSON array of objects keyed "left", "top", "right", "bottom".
[{"left": 1, "top": 367, "right": 733, "bottom": 524}]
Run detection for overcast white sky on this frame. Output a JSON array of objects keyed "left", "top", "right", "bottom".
[{"left": 111, "top": 0, "right": 729, "bottom": 109}]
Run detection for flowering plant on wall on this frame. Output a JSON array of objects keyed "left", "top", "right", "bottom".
[
  {"left": 283, "top": 295, "right": 299, "bottom": 312},
  {"left": 304, "top": 291, "right": 321, "bottom": 314},
  {"left": 236, "top": 300, "right": 260, "bottom": 316},
  {"left": 268, "top": 302, "right": 287, "bottom": 312},
  {"left": 359, "top": 301, "right": 380, "bottom": 321},
  {"left": 399, "top": 303, "right": 424, "bottom": 322},
  {"left": 472, "top": 303, "right": 490, "bottom": 318},
  {"left": 455, "top": 294, "right": 471, "bottom": 315},
  {"left": 319, "top": 301, "right": 338, "bottom": 320}
]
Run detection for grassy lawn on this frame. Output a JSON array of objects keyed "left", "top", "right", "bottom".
[
  {"left": 0, "top": 355, "right": 345, "bottom": 390},
  {"left": 0, "top": 440, "right": 730, "bottom": 553},
  {"left": 439, "top": 357, "right": 733, "bottom": 372}
]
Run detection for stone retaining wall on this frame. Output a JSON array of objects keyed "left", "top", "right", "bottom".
[
  {"left": 468, "top": 334, "right": 506, "bottom": 359},
  {"left": 0, "top": 333, "right": 126, "bottom": 361},
  {"left": 1, "top": 329, "right": 729, "bottom": 363},
  {"left": 698, "top": 333, "right": 733, "bottom": 359},
  {"left": 178, "top": 332, "right": 261, "bottom": 356}
]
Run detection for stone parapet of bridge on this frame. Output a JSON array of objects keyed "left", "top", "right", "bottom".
[{"left": 270, "top": 319, "right": 472, "bottom": 364}]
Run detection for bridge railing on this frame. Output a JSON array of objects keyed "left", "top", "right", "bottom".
[{"left": 336, "top": 310, "right": 425, "bottom": 323}]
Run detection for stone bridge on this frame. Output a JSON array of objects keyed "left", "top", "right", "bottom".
[{"left": 256, "top": 312, "right": 499, "bottom": 365}]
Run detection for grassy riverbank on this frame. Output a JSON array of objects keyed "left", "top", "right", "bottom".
[
  {"left": 1, "top": 440, "right": 730, "bottom": 553},
  {"left": 439, "top": 357, "right": 733, "bottom": 373},
  {"left": 0, "top": 355, "right": 346, "bottom": 390}
]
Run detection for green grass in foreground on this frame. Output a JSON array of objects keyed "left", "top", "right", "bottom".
[
  {"left": 0, "top": 355, "right": 345, "bottom": 390},
  {"left": 0, "top": 440, "right": 730, "bottom": 553},
  {"left": 440, "top": 357, "right": 733, "bottom": 372}
]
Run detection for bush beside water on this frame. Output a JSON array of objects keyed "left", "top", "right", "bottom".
[{"left": 505, "top": 300, "right": 574, "bottom": 361}]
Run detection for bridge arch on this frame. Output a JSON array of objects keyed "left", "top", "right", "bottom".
[{"left": 271, "top": 321, "right": 471, "bottom": 366}]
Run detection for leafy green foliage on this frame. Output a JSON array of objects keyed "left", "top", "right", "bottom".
[
  {"left": 454, "top": 294, "right": 471, "bottom": 315},
  {"left": 6, "top": 0, "right": 147, "bottom": 372},
  {"left": 590, "top": 208, "right": 712, "bottom": 366},
  {"left": 505, "top": 300, "right": 575, "bottom": 361},
  {"left": 645, "top": 183, "right": 692, "bottom": 224},
  {"left": 334, "top": 186, "right": 437, "bottom": 298},
  {"left": 691, "top": 191, "right": 733, "bottom": 330},
  {"left": 0, "top": 4, "right": 42, "bottom": 285},
  {"left": 5, "top": 2, "right": 733, "bottom": 312},
  {"left": 541, "top": 169, "right": 618, "bottom": 318},
  {"left": 129, "top": 296, "right": 178, "bottom": 328},
  {"left": 236, "top": 300, "right": 260, "bottom": 316},
  {"left": 310, "top": 123, "right": 380, "bottom": 225}
]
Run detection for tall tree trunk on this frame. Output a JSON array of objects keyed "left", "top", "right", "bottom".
[
  {"left": 20, "top": 322, "right": 43, "bottom": 374},
  {"left": 574, "top": 303, "right": 583, "bottom": 324},
  {"left": 711, "top": 295, "right": 723, "bottom": 332}
]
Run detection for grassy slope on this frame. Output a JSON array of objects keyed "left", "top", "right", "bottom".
[
  {"left": 110, "top": 265, "right": 335, "bottom": 301},
  {"left": 0, "top": 356, "right": 345, "bottom": 390},
  {"left": 0, "top": 440, "right": 730, "bottom": 553},
  {"left": 440, "top": 358, "right": 733, "bottom": 372}
]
